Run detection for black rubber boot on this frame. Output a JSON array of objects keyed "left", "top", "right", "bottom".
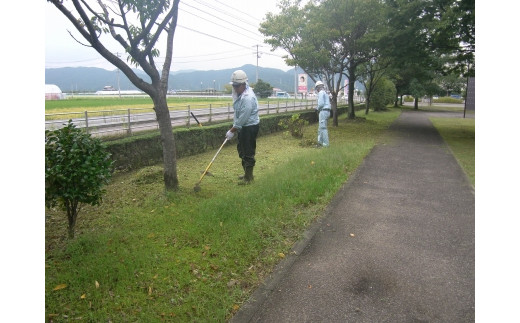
[
  {"left": 238, "top": 167, "right": 254, "bottom": 185},
  {"left": 238, "top": 165, "right": 246, "bottom": 180}
]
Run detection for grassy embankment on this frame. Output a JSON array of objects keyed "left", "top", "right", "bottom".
[
  {"left": 430, "top": 116, "right": 475, "bottom": 186},
  {"left": 398, "top": 104, "right": 474, "bottom": 186},
  {"left": 45, "top": 108, "right": 401, "bottom": 321},
  {"left": 401, "top": 103, "right": 475, "bottom": 186},
  {"left": 45, "top": 101, "right": 474, "bottom": 321}
]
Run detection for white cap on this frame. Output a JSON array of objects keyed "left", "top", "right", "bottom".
[{"left": 230, "top": 70, "right": 248, "bottom": 85}]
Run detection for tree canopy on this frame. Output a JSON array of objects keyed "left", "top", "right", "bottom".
[
  {"left": 260, "top": 0, "right": 474, "bottom": 111},
  {"left": 261, "top": 0, "right": 386, "bottom": 122},
  {"left": 253, "top": 79, "right": 274, "bottom": 98}
]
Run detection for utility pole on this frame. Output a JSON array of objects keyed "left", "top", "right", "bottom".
[{"left": 253, "top": 45, "right": 261, "bottom": 83}]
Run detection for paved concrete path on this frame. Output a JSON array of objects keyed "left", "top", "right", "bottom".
[{"left": 231, "top": 110, "right": 475, "bottom": 322}]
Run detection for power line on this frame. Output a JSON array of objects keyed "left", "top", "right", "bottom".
[
  {"left": 259, "top": 50, "right": 285, "bottom": 58},
  {"left": 171, "top": 53, "right": 255, "bottom": 64},
  {"left": 45, "top": 57, "right": 105, "bottom": 64},
  {"left": 46, "top": 2, "right": 288, "bottom": 70},
  {"left": 179, "top": 8, "right": 262, "bottom": 43},
  {"left": 180, "top": 2, "right": 261, "bottom": 40},
  {"left": 177, "top": 24, "right": 253, "bottom": 50},
  {"left": 155, "top": 48, "right": 254, "bottom": 64},
  {"left": 211, "top": 0, "right": 264, "bottom": 22},
  {"left": 47, "top": 50, "right": 286, "bottom": 68},
  {"left": 46, "top": 45, "right": 285, "bottom": 67},
  {"left": 172, "top": 48, "right": 250, "bottom": 59},
  {"left": 191, "top": 0, "right": 261, "bottom": 32}
]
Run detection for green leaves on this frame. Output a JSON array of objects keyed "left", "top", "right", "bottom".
[
  {"left": 45, "top": 121, "right": 114, "bottom": 238},
  {"left": 278, "top": 113, "right": 309, "bottom": 139}
]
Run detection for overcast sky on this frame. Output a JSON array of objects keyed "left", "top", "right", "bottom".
[{"left": 45, "top": 0, "right": 293, "bottom": 72}]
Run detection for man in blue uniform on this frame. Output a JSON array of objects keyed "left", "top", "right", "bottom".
[{"left": 315, "top": 81, "right": 330, "bottom": 147}]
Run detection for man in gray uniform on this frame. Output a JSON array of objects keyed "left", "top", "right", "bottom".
[
  {"left": 225, "top": 70, "right": 260, "bottom": 185},
  {"left": 315, "top": 81, "right": 330, "bottom": 147}
]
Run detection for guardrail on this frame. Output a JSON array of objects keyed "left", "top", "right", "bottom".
[{"left": 45, "top": 99, "right": 318, "bottom": 137}]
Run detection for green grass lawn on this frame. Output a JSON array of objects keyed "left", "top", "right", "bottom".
[
  {"left": 45, "top": 109, "right": 401, "bottom": 321},
  {"left": 45, "top": 97, "right": 309, "bottom": 114},
  {"left": 430, "top": 116, "right": 475, "bottom": 186},
  {"left": 46, "top": 108, "right": 477, "bottom": 322},
  {"left": 45, "top": 97, "right": 233, "bottom": 114}
]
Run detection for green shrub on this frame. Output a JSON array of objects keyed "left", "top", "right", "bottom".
[
  {"left": 45, "top": 121, "right": 114, "bottom": 238},
  {"left": 433, "top": 96, "right": 464, "bottom": 104},
  {"left": 278, "top": 113, "right": 309, "bottom": 138},
  {"left": 370, "top": 78, "right": 396, "bottom": 111}
]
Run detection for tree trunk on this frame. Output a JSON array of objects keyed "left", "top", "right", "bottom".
[
  {"left": 66, "top": 201, "right": 78, "bottom": 239},
  {"left": 152, "top": 94, "right": 179, "bottom": 191},
  {"left": 365, "top": 98, "right": 370, "bottom": 115},
  {"left": 414, "top": 97, "right": 419, "bottom": 110},
  {"left": 331, "top": 92, "right": 338, "bottom": 126},
  {"left": 347, "top": 74, "right": 356, "bottom": 119}
]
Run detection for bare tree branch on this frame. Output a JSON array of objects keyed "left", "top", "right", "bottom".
[
  {"left": 96, "top": 0, "right": 131, "bottom": 50},
  {"left": 67, "top": 30, "right": 92, "bottom": 47},
  {"left": 161, "top": 5, "right": 179, "bottom": 88}
]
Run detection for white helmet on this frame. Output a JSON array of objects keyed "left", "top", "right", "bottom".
[
  {"left": 315, "top": 81, "right": 324, "bottom": 88},
  {"left": 230, "top": 70, "right": 248, "bottom": 85}
]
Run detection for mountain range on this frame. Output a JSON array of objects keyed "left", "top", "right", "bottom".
[{"left": 45, "top": 64, "right": 311, "bottom": 93}]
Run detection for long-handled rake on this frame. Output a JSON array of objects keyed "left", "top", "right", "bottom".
[{"left": 193, "top": 138, "right": 228, "bottom": 192}]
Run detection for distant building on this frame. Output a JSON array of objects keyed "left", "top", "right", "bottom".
[{"left": 45, "top": 84, "right": 65, "bottom": 100}]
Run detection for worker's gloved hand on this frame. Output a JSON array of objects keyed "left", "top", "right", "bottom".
[{"left": 226, "top": 130, "right": 234, "bottom": 140}]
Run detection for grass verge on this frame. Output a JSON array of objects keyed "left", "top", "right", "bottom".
[
  {"left": 45, "top": 109, "right": 400, "bottom": 321},
  {"left": 430, "top": 117, "right": 475, "bottom": 186}
]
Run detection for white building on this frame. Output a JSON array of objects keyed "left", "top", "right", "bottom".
[{"left": 45, "top": 84, "right": 65, "bottom": 100}]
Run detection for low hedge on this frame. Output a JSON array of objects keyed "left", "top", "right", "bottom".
[
  {"left": 104, "top": 106, "right": 347, "bottom": 172},
  {"left": 433, "top": 97, "right": 464, "bottom": 104}
]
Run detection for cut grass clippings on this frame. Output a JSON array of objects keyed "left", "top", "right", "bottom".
[
  {"left": 430, "top": 116, "right": 475, "bottom": 186},
  {"left": 45, "top": 108, "right": 401, "bottom": 322}
]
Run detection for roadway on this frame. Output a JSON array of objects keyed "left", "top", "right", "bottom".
[{"left": 45, "top": 99, "right": 318, "bottom": 137}]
